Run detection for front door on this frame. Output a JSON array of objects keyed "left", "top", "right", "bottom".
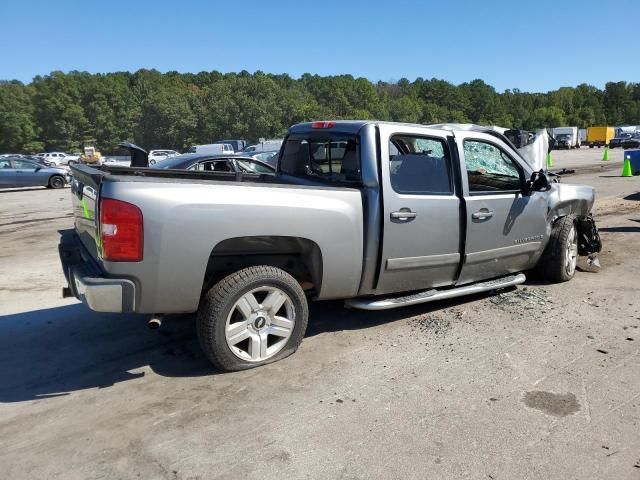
[
  {"left": 376, "top": 125, "right": 462, "bottom": 295},
  {"left": 12, "top": 159, "right": 41, "bottom": 186},
  {"left": 456, "top": 132, "right": 548, "bottom": 284},
  {"left": 0, "top": 158, "right": 16, "bottom": 186}
]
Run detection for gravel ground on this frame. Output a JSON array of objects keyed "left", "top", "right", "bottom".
[{"left": 0, "top": 149, "right": 639, "bottom": 479}]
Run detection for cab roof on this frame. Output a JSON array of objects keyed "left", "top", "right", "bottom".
[{"left": 288, "top": 120, "right": 507, "bottom": 136}]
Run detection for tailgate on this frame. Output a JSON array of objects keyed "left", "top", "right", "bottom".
[{"left": 69, "top": 164, "right": 105, "bottom": 259}]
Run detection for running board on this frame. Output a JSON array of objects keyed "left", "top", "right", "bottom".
[{"left": 345, "top": 273, "right": 526, "bottom": 311}]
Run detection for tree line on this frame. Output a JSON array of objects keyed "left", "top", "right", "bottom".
[{"left": 1, "top": 69, "right": 639, "bottom": 154}]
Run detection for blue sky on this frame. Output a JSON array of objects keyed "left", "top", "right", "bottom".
[{"left": 1, "top": 0, "right": 637, "bottom": 92}]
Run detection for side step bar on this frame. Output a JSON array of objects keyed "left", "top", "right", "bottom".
[{"left": 345, "top": 273, "right": 526, "bottom": 311}]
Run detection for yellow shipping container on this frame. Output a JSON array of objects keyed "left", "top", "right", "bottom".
[{"left": 586, "top": 126, "right": 615, "bottom": 148}]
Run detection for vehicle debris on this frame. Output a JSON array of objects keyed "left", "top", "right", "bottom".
[
  {"left": 409, "top": 314, "right": 452, "bottom": 336},
  {"left": 486, "top": 287, "right": 554, "bottom": 320},
  {"left": 490, "top": 287, "right": 551, "bottom": 307}
]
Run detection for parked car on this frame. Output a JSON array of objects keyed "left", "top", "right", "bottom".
[
  {"left": 186, "top": 144, "right": 234, "bottom": 155},
  {"left": 0, "top": 157, "right": 70, "bottom": 188},
  {"left": 617, "top": 133, "right": 640, "bottom": 149},
  {"left": 152, "top": 153, "right": 275, "bottom": 174},
  {"left": 60, "top": 121, "right": 601, "bottom": 372},
  {"left": 609, "top": 133, "right": 634, "bottom": 149},
  {"left": 36, "top": 152, "right": 78, "bottom": 166},
  {"left": 148, "top": 149, "right": 179, "bottom": 165}
]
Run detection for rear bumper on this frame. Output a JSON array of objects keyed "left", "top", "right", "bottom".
[{"left": 59, "top": 230, "right": 136, "bottom": 313}]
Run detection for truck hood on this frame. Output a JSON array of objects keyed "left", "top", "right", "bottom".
[{"left": 517, "top": 129, "right": 551, "bottom": 172}]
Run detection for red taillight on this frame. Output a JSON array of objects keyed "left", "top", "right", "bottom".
[
  {"left": 311, "top": 121, "right": 336, "bottom": 129},
  {"left": 99, "top": 198, "right": 143, "bottom": 262}
]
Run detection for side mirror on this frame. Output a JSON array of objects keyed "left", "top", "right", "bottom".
[
  {"left": 524, "top": 170, "right": 550, "bottom": 194},
  {"left": 35, "top": 166, "right": 42, "bottom": 172}
]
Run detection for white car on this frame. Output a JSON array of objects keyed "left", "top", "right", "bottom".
[
  {"left": 148, "top": 149, "right": 179, "bottom": 165},
  {"left": 36, "top": 152, "right": 79, "bottom": 166}
]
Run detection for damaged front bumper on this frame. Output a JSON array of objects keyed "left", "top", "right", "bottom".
[
  {"left": 576, "top": 214, "right": 602, "bottom": 267},
  {"left": 576, "top": 214, "right": 602, "bottom": 256}
]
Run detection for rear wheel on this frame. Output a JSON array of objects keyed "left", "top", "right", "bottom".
[
  {"left": 48, "top": 175, "right": 65, "bottom": 189},
  {"left": 197, "top": 266, "right": 308, "bottom": 371},
  {"left": 535, "top": 215, "right": 578, "bottom": 282}
]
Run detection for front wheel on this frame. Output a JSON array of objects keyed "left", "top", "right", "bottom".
[
  {"left": 535, "top": 215, "right": 578, "bottom": 282},
  {"left": 197, "top": 266, "right": 309, "bottom": 371},
  {"left": 48, "top": 175, "right": 66, "bottom": 189}
]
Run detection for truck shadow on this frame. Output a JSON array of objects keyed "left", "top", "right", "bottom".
[
  {"left": 0, "top": 290, "right": 502, "bottom": 403},
  {"left": 0, "top": 304, "right": 213, "bottom": 403}
]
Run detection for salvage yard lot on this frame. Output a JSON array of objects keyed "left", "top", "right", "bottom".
[{"left": 1, "top": 149, "right": 639, "bottom": 479}]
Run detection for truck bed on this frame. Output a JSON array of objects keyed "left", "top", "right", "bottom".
[{"left": 68, "top": 163, "right": 366, "bottom": 313}]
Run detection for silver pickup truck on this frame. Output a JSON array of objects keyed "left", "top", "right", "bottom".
[{"left": 59, "top": 121, "right": 601, "bottom": 371}]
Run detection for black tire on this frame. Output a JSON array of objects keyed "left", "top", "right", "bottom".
[
  {"left": 534, "top": 215, "right": 578, "bottom": 283},
  {"left": 197, "top": 266, "right": 308, "bottom": 372},
  {"left": 67, "top": 160, "right": 77, "bottom": 166},
  {"left": 48, "top": 175, "right": 65, "bottom": 189}
]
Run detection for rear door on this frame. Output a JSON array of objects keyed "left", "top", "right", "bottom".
[
  {"left": 455, "top": 132, "right": 547, "bottom": 284},
  {"left": 376, "top": 125, "right": 462, "bottom": 295}
]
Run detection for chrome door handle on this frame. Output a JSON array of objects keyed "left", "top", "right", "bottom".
[
  {"left": 391, "top": 210, "right": 417, "bottom": 220},
  {"left": 472, "top": 209, "right": 494, "bottom": 220}
]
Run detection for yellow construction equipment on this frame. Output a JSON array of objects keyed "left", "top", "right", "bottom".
[{"left": 79, "top": 144, "right": 102, "bottom": 165}]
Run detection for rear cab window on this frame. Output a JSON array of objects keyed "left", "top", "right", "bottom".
[{"left": 279, "top": 132, "right": 361, "bottom": 185}]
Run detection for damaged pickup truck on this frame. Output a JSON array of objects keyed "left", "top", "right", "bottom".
[{"left": 59, "top": 121, "right": 601, "bottom": 371}]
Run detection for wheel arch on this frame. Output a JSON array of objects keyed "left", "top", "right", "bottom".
[{"left": 202, "top": 235, "right": 323, "bottom": 296}]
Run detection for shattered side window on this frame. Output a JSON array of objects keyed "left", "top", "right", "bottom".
[{"left": 464, "top": 140, "right": 521, "bottom": 192}]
